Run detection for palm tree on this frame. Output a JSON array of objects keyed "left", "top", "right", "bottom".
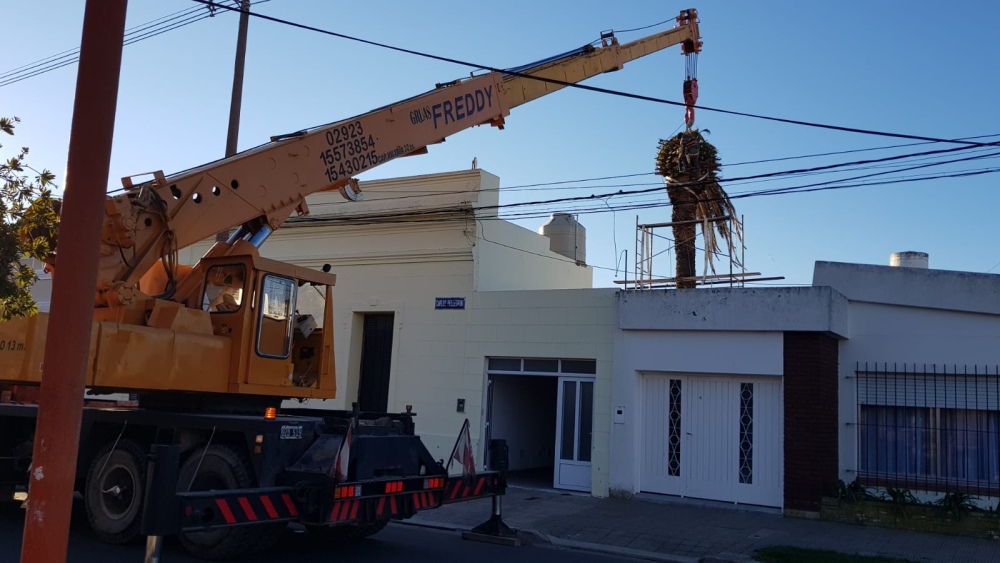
[{"left": 655, "top": 129, "right": 742, "bottom": 289}]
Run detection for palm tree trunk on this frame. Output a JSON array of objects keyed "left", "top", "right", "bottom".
[{"left": 667, "top": 183, "right": 697, "bottom": 289}]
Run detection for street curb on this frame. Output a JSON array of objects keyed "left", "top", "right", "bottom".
[
  {"left": 533, "top": 530, "right": 700, "bottom": 563},
  {"left": 396, "top": 519, "right": 473, "bottom": 533},
  {"left": 400, "top": 520, "right": 699, "bottom": 563},
  {"left": 700, "top": 555, "right": 757, "bottom": 563}
]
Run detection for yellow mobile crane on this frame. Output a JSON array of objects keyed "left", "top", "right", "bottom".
[{"left": 1, "top": 11, "right": 701, "bottom": 559}]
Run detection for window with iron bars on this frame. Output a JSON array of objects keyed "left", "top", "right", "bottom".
[{"left": 856, "top": 363, "right": 1000, "bottom": 497}]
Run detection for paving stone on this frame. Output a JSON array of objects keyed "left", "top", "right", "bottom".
[{"left": 407, "top": 486, "right": 1000, "bottom": 563}]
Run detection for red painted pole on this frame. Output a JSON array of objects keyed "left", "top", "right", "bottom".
[{"left": 20, "top": 0, "right": 128, "bottom": 561}]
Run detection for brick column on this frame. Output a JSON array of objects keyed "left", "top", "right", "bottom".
[{"left": 783, "top": 332, "right": 839, "bottom": 513}]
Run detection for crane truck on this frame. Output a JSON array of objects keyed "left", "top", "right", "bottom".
[{"left": 0, "top": 10, "right": 701, "bottom": 560}]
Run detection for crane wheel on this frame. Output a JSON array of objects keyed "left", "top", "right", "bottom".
[
  {"left": 176, "top": 445, "right": 284, "bottom": 560},
  {"left": 84, "top": 439, "right": 147, "bottom": 545}
]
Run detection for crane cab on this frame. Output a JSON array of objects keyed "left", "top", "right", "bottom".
[{"left": 195, "top": 249, "right": 337, "bottom": 399}]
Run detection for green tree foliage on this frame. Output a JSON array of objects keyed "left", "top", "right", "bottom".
[{"left": 0, "top": 116, "right": 59, "bottom": 320}]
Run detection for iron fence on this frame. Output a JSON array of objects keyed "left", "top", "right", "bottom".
[{"left": 855, "top": 362, "right": 1000, "bottom": 497}]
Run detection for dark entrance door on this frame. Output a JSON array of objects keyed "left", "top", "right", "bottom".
[{"left": 358, "top": 313, "right": 394, "bottom": 413}]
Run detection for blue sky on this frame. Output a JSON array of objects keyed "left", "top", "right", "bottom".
[{"left": 3, "top": 1, "right": 999, "bottom": 287}]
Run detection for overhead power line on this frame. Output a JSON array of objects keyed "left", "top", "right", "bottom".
[
  {"left": 194, "top": 0, "right": 1000, "bottom": 148},
  {"left": 467, "top": 132, "right": 1000, "bottom": 192},
  {"left": 341, "top": 139, "right": 1000, "bottom": 208},
  {"left": 292, "top": 153, "right": 1000, "bottom": 226},
  {"left": 0, "top": 1, "right": 272, "bottom": 88}
]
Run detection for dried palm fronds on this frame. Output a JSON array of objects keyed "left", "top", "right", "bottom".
[{"left": 655, "top": 129, "right": 743, "bottom": 288}]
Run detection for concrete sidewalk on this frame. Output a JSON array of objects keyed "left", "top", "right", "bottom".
[{"left": 407, "top": 486, "right": 1000, "bottom": 562}]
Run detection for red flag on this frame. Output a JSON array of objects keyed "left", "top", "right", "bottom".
[
  {"left": 334, "top": 420, "right": 353, "bottom": 482},
  {"left": 450, "top": 420, "right": 475, "bottom": 482}
]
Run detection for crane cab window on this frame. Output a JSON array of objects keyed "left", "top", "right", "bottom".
[
  {"left": 256, "top": 275, "right": 296, "bottom": 359},
  {"left": 202, "top": 265, "right": 246, "bottom": 313}
]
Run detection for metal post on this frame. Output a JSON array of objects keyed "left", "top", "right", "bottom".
[
  {"left": 469, "top": 439, "right": 516, "bottom": 539},
  {"left": 141, "top": 445, "right": 181, "bottom": 562},
  {"left": 144, "top": 537, "right": 164, "bottom": 563},
  {"left": 216, "top": 0, "right": 251, "bottom": 242},
  {"left": 19, "top": 1, "right": 128, "bottom": 561}
]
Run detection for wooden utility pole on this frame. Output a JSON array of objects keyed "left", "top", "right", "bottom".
[
  {"left": 216, "top": 0, "right": 251, "bottom": 242},
  {"left": 226, "top": 0, "right": 251, "bottom": 158},
  {"left": 20, "top": 0, "right": 128, "bottom": 561}
]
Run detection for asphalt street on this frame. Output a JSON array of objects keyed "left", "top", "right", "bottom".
[{"left": 0, "top": 501, "right": 638, "bottom": 563}]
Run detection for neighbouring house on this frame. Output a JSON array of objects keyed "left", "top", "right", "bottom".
[
  {"left": 817, "top": 258, "right": 1000, "bottom": 509},
  {"left": 610, "top": 255, "right": 1000, "bottom": 513},
  {"left": 182, "top": 168, "right": 617, "bottom": 495},
  {"left": 23, "top": 259, "right": 51, "bottom": 313}
]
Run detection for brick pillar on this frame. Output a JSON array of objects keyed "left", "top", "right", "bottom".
[{"left": 783, "top": 332, "right": 839, "bottom": 513}]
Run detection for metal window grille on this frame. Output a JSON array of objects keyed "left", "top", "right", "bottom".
[
  {"left": 667, "top": 379, "right": 682, "bottom": 477},
  {"left": 739, "top": 382, "right": 754, "bottom": 484},
  {"left": 856, "top": 362, "right": 1000, "bottom": 497}
]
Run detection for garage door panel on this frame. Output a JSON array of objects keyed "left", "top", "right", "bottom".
[
  {"left": 641, "top": 376, "right": 679, "bottom": 495},
  {"left": 640, "top": 374, "right": 782, "bottom": 508},
  {"left": 684, "top": 378, "right": 737, "bottom": 502},
  {"left": 735, "top": 379, "right": 782, "bottom": 506}
]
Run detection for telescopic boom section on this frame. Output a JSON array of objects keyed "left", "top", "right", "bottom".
[
  {"left": 502, "top": 9, "right": 701, "bottom": 109},
  {"left": 77, "top": 9, "right": 701, "bottom": 307}
]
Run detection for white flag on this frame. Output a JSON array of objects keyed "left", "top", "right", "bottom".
[
  {"left": 334, "top": 420, "right": 353, "bottom": 482},
  {"left": 450, "top": 420, "right": 475, "bottom": 482}
]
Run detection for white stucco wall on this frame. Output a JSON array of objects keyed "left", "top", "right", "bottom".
[
  {"left": 813, "top": 262, "right": 1000, "bottom": 500},
  {"left": 610, "top": 287, "right": 848, "bottom": 497},
  {"left": 474, "top": 220, "right": 593, "bottom": 291},
  {"left": 472, "top": 288, "right": 616, "bottom": 495},
  {"left": 290, "top": 287, "right": 616, "bottom": 495},
  {"left": 814, "top": 261, "right": 1000, "bottom": 497},
  {"left": 610, "top": 329, "right": 784, "bottom": 495},
  {"left": 836, "top": 303, "right": 1000, "bottom": 484}
]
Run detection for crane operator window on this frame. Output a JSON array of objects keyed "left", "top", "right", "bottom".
[
  {"left": 202, "top": 265, "right": 246, "bottom": 313},
  {"left": 257, "top": 274, "right": 296, "bottom": 358}
]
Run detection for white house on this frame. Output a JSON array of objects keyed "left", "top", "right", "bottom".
[
  {"left": 609, "top": 257, "right": 1000, "bottom": 513},
  {"left": 181, "top": 168, "right": 618, "bottom": 495}
]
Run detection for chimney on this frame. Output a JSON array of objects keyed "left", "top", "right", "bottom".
[{"left": 889, "top": 251, "right": 929, "bottom": 269}]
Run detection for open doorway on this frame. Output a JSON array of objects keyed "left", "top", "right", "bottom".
[
  {"left": 486, "top": 374, "right": 557, "bottom": 489},
  {"left": 358, "top": 313, "right": 394, "bottom": 412},
  {"left": 483, "top": 357, "right": 597, "bottom": 493}
]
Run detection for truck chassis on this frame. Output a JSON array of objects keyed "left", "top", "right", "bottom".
[{"left": 0, "top": 401, "right": 503, "bottom": 560}]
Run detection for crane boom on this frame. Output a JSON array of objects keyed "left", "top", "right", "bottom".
[
  {"left": 503, "top": 11, "right": 700, "bottom": 109},
  {"left": 2, "top": 9, "right": 703, "bottom": 400},
  {"left": 45, "top": 10, "right": 701, "bottom": 309}
]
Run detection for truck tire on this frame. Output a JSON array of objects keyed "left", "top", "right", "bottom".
[
  {"left": 84, "top": 439, "right": 146, "bottom": 545},
  {"left": 309, "top": 519, "right": 389, "bottom": 542},
  {"left": 176, "top": 445, "right": 283, "bottom": 560}
]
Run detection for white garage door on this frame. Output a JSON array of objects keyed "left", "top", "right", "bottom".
[{"left": 640, "top": 374, "right": 783, "bottom": 507}]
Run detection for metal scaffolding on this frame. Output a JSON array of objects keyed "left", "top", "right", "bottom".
[{"left": 618, "top": 214, "right": 782, "bottom": 290}]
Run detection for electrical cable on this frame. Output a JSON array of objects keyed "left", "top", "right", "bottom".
[
  {"left": 0, "top": 5, "right": 202, "bottom": 81},
  {"left": 614, "top": 19, "right": 675, "bottom": 34},
  {"left": 191, "top": 1, "right": 1000, "bottom": 148},
  {"left": 293, "top": 162, "right": 1000, "bottom": 228},
  {"left": 232, "top": 138, "right": 999, "bottom": 210},
  {"left": 486, "top": 132, "right": 1000, "bottom": 191},
  {"left": 0, "top": 1, "right": 272, "bottom": 88},
  {"left": 726, "top": 133, "right": 1000, "bottom": 167}
]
